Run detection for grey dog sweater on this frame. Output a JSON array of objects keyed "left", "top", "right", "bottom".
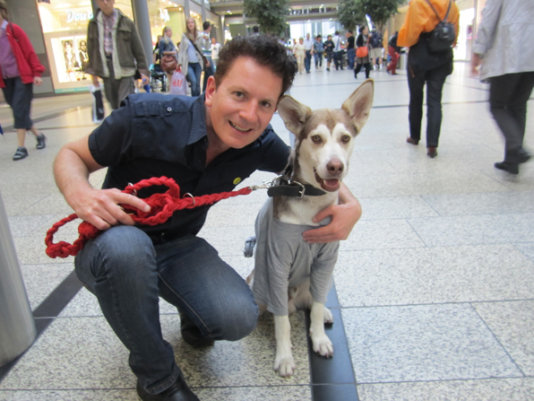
[{"left": 252, "top": 199, "right": 339, "bottom": 316}]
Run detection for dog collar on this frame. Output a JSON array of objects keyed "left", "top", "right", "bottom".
[{"left": 267, "top": 177, "right": 326, "bottom": 198}]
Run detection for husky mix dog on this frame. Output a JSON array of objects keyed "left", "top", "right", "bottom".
[{"left": 249, "top": 79, "right": 374, "bottom": 377}]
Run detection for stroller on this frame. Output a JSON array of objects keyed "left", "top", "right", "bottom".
[{"left": 149, "top": 63, "right": 167, "bottom": 92}]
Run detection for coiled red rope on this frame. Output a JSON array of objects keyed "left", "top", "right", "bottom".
[{"left": 45, "top": 176, "right": 253, "bottom": 258}]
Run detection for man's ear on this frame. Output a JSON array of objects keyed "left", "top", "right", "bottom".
[
  {"left": 342, "top": 79, "right": 374, "bottom": 133},
  {"left": 204, "top": 75, "right": 217, "bottom": 106},
  {"left": 277, "top": 95, "right": 312, "bottom": 135}
]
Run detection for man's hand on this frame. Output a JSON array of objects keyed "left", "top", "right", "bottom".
[
  {"left": 70, "top": 187, "right": 151, "bottom": 231},
  {"left": 33, "top": 76, "right": 42, "bottom": 86},
  {"left": 302, "top": 184, "right": 362, "bottom": 243},
  {"left": 53, "top": 136, "right": 150, "bottom": 232},
  {"left": 471, "top": 53, "right": 482, "bottom": 76}
]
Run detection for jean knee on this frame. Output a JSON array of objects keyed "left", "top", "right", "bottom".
[
  {"left": 75, "top": 226, "right": 156, "bottom": 288},
  {"left": 220, "top": 297, "right": 259, "bottom": 341}
]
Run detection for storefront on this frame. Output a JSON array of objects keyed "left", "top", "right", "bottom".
[
  {"left": 35, "top": 0, "right": 217, "bottom": 94},
  {"left": 37, "top": 0, "right": 133, "bottom": 93}
]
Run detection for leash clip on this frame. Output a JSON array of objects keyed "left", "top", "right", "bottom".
[{"left": 250, "top": 177, "right": 279, "bottom": 191}]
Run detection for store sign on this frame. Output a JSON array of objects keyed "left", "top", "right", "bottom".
[{"left": 67, "top": 10, "right": 93, "bottom": 24}]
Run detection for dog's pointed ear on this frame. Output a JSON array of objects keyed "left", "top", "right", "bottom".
[
  {"left": 342, "top": 79, "right": 374, "bottom": 133},
  {"left": 277, "top": 95, "right": 313, "bottom": 135}
]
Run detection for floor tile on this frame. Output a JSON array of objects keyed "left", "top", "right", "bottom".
[
  {"left": 358, "top": 378, "right": 534, "bottom": 401},
  {"left": 335, "top": 245, "right": 534, "bottom": 307},
  {"left": 343, "top": 303, "right": 521, "bottom": 383},
  {"left": 474, "top": 300, "right": 534, "bottom": 376}
]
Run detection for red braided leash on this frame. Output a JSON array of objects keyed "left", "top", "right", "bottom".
[{"left": 45, "top": 176, "right": 253, "bottom": 258}]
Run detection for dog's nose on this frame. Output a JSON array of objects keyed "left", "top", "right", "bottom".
[{"left": 327, "top": 159, "right": 344, "bottom": 175}]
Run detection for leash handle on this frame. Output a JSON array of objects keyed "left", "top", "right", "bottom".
[{"left": 44, "top": 177, "right": 253, "bottom": 258}]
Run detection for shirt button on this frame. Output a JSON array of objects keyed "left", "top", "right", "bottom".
[{"left": 166, "top": 106, "right": 172, "bottom": 112}]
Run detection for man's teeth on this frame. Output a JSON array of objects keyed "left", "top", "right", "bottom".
[{"left": 230, "top": 121, "right": 250, "bottom": 132}]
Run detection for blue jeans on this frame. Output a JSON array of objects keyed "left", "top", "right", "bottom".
[
  {"left": 304, "top": 50, "right": 312, "bottom": 72},
  {"left": 187, "top": 62, "right": 202, "bottom": 96},
  {"left": 75, "top": 226, "right": 258, "bottom": 395},
  {"left": 347, "top": 48, "right": 355, "bottom": 69},
  {"left": 202, "top": 56, "right": 214, "bottom": 93}
]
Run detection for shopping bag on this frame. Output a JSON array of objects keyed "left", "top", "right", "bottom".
[
  {"left": 90, "top": 85, "right": 105, "bottom": 122},
  {"left": 169, "top": 69, "right": 187, "bottom": 95}
]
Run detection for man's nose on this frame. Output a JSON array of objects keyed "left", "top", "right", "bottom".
[{"left": 240, "top": 101, "right": 258, "bottom": 121}]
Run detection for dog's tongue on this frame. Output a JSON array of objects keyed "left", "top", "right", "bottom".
[{"left": 322, "top": 179, "right": 340, "bottom": 191}]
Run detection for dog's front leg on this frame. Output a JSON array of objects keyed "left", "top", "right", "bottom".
[
  {"left": 310, "top": 301, "right": 333, "bottom": 357},
  {"left": 274, "top": 315, "right": 295, "bottom": 377}
]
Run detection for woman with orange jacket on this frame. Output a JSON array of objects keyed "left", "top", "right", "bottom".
[{"left": 397, "top": 0, "right": 459, "bottom": 158}]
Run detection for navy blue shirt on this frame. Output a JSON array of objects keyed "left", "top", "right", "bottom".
[{"left": 89, "top": 93, "right": 290, "bottom": 241}]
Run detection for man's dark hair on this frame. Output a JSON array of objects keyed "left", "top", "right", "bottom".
[
  {"left": 203, "top": 21, "right": 210, "bottom": 30},
  {"left": 214, "top": 35, "right": 297, "bottom": 97}
]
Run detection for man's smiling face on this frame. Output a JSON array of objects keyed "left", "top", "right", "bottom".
[{"left": 204, "top": 56, "right": 283, "bottom": 152}]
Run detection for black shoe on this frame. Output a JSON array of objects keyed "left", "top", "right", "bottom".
[
  {"left": 137, "top": 375, "right": 200, "bottom": 401},
  {"left": 406, "top": 137, "right": 419, "bottom": 146},
  {"left": 427, "top": 147, "right": 438, "bottom": 158},
  {"left": 36, "top": 133, "right": 46, "bottom": 149},
  {"left": 179, "top": 311, "right": 214, "bottom": 348},
  {"left": 517, "top": 149, "right": 531, "bottom": 164},
  {"left": 494, "top": 161, "right": 519, "bottom": 175},
  {"left": 13, "top": 147, "right": 28, "bottom": 161}
]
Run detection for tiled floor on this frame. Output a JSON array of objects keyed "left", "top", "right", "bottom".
[{"left": 1, "top": 61, "right": 533, "bottom": 401}]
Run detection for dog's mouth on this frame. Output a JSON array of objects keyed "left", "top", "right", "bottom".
[{"left": 314, "top": 170, "right": 340, "bottom": 192}]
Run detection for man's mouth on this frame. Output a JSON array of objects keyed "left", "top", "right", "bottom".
[
  {"left": 229, "top": 121, "right": 253, "bottom": 133},
  {"left": 314, "top": 170, "right": 340, "bottom": 192}
]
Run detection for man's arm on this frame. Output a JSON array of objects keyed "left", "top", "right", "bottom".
[
  {"left": 53, "top": 136, "right": 150, "bottom": 231},
  {"left": 302, "top": 183, "right": 362, "bottom": 243}
]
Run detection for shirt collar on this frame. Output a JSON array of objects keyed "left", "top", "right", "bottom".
[
  {"left": 187, "top": 94, "right": 208, "bottom": 145},
  {"left": 1, "top": 20, "right": 8, "bottom": 33}
]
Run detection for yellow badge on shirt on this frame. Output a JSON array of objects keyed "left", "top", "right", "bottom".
[{"left": 233, "top": 177, "right": 242, "bottom": 185}]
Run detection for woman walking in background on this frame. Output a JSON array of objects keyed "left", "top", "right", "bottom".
[
  {"left": 354, "top": 26, "right": 371, "bottom": 79},
  {"left": 293, "top": 37, "right": 306, "bottom": 74},
  {"left": 178, "top": 17, "right": 204, "bottom": 96},
  {"left": 0, "top": 0, "right": 46, "bottom": 161}
]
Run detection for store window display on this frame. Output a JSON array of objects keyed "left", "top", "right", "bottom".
[{"left": 36, "top": 0, "right": 133, "bottom": 92}]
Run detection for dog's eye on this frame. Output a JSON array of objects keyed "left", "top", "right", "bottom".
[
  {"left": 340, "top": 134, "right": 351, "bottom": 144},
  {"left": 311, "top": 135, "right": 322, "bottom": 144}
]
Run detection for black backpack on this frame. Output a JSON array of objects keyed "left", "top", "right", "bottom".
[{"left": 424, "top": 0, "right": 456, "bottom": 53}]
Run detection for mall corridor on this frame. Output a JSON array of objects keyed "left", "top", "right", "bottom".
[{"left": 0, "top": 62, "right": 533, "bottom": 401}]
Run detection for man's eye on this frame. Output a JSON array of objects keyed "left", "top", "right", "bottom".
[{"left": 261, "top": 101, "right": 273, "bottom": 109}]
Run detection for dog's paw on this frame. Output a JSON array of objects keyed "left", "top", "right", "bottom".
[
  {"left": 323, "top": 307, "right": 334, "bottom": 325},
  {"left": 311, "top": 333, "right": 334, "bottom": 358},
  {"left": 274, "top": 354, "right": 295, "bottom": 377}
]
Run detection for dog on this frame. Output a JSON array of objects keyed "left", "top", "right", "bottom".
[{"left": 248, "top": 79, "right": 374, "bottom": 377}]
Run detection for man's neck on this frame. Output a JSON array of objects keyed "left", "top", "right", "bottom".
[{"left": 205, "top": 130, "right": 229, "bottom": 165}]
